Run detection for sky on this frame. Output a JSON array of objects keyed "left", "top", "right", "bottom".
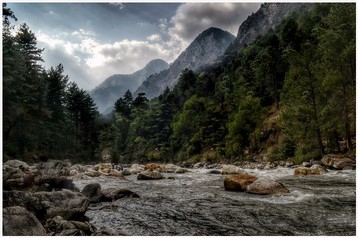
[{"left": 7, "top": 2, "right": 261, "bottom": 90}]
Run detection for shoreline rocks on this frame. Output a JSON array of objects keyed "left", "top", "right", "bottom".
[
  {"left": 137, "top": 170, "right": 164, "bottom": 180},
  {"left": 294, "top": 165, "right": 328, "bottom": 176}
]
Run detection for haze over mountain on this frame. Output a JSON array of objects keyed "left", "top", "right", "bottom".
[
  {"left": 134, "top": 27, "right": 235, "bottom": 99},
  {"left": 90, "top": 59, "right": 169, "bottom": 112}
]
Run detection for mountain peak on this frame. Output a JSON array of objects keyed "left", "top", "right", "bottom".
[{"left": 134, "top": 27, "right": 235, "bottom": 99}]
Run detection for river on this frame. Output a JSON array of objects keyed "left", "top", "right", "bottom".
[{"left": 73, "top": 168, "right": 356, "bottom": 236}]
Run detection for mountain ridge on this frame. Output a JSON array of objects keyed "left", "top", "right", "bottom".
[
  {"left": 90, "top": 59, "right": 169, "bottom": 112},
  {"left": 134, "top": 27, "right": 235, "bottom": 99}
]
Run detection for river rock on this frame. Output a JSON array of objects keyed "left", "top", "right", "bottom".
[
  {"left": 81, "top": 183, "right": 102, "bottom": 203},
  {"left": 246, "top": 178, "right": 289, "bottom": 195},
  {"left": 302, "top": 162, "right": 311, "bottom": 167},
  {"left": 84, "top": 169, "right": 102, "bottom": 177},
  {"left": 3, "top": 164, "right": 35, "bottom": 190},
  {"left": 321, "top": 155, "right": 355, "bottom": 170},
  {"left": 130, "top": 164, "right": 145, "bottom": 174},
  {"left": 3, "top": 206, "right": 47, "bottom": 236},
  {"left": 44, "top": 215, "right": 92, "bottom": 236},
  {"left": 193, "top": 162, "right": 205, "bottom": 169},
  {"left": 160, "top": 163, "right": 181, "bottom": 173},
  {"left": 221, "top": 165, "right": 245, "bottom": 175},
  {"left": 34, "top": 175, "right": 78, "bottom": 191},
  {"left": 224, "top": 174, "right": 258, "bottom": 192},
  {"left": 107, "top": 171, "right": 126, "bottom": 179},
  {"left": 294, "top": 165, "right": 327, "bottom": 176},
  {"left": 101, "top": 188, "right": 140, "bottom": 201},
  {"left": 285, "top": 161, "right": 295, "bottom": 167},
  {"left": 122, "top": 169, "right": 132, "bottom": 176},
  {"left": 144, "top": 163, "right": 162, "bottom": 171},
  {"left": 3, "top": 190, "right": 89, "bottom": 220},
  {"left": 175, "top": 168, "right": 187, "bottom": 173},
  {"left": 207, "top": 169, "right": 222, "bottom": 174},
  {"left": 4, "top": 159, "right": 30, "bottom": 170},
  {"left": 36, "top": 160, "right": 72, "bottom": 176},
  {"left": 137, "top": 170, "right": 164, "bottom": 180},
  {"left": 98, "top": 163, "right": 112, "bottom": 174}
]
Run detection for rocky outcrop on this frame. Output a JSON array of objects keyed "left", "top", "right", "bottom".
[
  {"left": 321, "top": 154, "right": 356, "bottom": 170},
  {"left": 137, "top": 170, "right": 164, "bottom": 180},
  {"left": 36, "top": 159, "right": 72, "bottom": 176},
  {"left": 246, "top": 178, "right": 289, "bottom": 195},
  {"left": 225, "top": 3, "right": 312, "bottom": 56},
  {"left": 224, "top": 174, "right": 258, "bottom": 191},
  {"left": 3, "top": 206, "right": 47, "bottom": 236},
  {"left": 135, "top": 27, "right": 235, "bottom": 99}
]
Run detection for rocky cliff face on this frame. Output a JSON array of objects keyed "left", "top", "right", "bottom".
[
  {"left": 90, "top": 59, "right": 169, "bottom": 113},
  {"left": 225, "top": 3, "right": 312, "bottom": 56},
  {"left": 134, "top": 27, "right": 235, "bottom": 99}
]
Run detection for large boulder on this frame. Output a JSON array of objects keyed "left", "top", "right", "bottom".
[
  {"left": 224, "top": 174, "right": 258, "bottom": 192},
  {"left": 321, "top": 154, "right": 355, "bottom": 170},
  {"left": 3, "top": 190, "right": 89, "bottom": 220},
  {"left": 3, "top": 163, "right": 34, "bottom": 190},
  {"left": 246, "top": 178, "right": 289, "bottom": 195},
  {"left": 221, "top": 164, "right": 245, "bottom": 175},
  {"left": 3, "top": 206, "right": 47, "bottom": 236},
  {"left": 294, "top": 165, "right": 327, "bottom": 176},
  {"left": 101, "top": 188, "right": 140, "bottom": 201},
  {"left": 144, "top": 163, "right": 162, "bottom": 171},
  {"left": 81, "top": 183, "right": 102, "bottom": 203},
  {"left": 137, "top": 170, "right": 164, "bottom": 180}
]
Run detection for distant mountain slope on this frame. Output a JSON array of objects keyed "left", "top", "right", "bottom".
[
  {"left": 134, "top": 27, "right": 235, "bottom": 99},
  {"left": 90, "top": 59, "right": 169, "bottom": 112},
  {"left": 225, "top": 3, "right": 312, "bottom": 56}
]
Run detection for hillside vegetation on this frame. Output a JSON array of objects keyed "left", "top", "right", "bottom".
[{"left": 3, "top": 4, "right": 355, "bottom": 165}]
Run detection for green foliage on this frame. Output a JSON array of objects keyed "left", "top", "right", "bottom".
[
  {"left": 293, "top": 144, "right": 322, "bottom": 165},
  {"left": 3, "top": 7, "right": 100, "bottom": 162},
  {"left": 96, "top": 3, "right": 355, "bottom": 164}
]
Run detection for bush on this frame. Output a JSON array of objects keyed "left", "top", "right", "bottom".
[
  {"left": 293, "top": 144, "right": 321, "bottom": 164},
  {"left": 266, "top": 146, "right": 284, "bottom": 162}
]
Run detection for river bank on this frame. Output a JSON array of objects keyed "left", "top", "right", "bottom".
[{"left": 3, "top": 156, "right": 356, "bottom": 236}]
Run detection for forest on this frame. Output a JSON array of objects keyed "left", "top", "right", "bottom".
[{"left": 3, "top": 3, "right": 355, "bottom": 165}]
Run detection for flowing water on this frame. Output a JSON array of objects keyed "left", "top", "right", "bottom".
[{"left": 73, "top": 168, "right": 356, "bottom": 236}]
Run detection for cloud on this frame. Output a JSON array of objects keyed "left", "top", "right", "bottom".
[
  {"left": 109, "top": 3, "right": 125, "bottom": 10},
  {"left": 168, "top": 3, "right": 260, "bottom": 46},
  {"left": 147, "top": 34, "right": 161, "bottom": 42},
  {"left": 37, "top": 30, "right": 175, "bottom": 90}
]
